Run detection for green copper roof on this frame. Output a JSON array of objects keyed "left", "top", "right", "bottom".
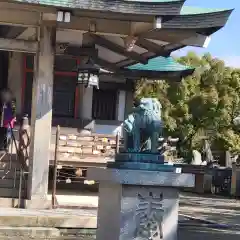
[
  {"left": 181, "top": 6, "right": 230, "bottom": 15},
  {"left": 127, "top": 56, "right": 193, "bottom": 72}
]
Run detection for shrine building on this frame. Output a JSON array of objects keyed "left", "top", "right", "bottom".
[{"left": 0, "top": 0, "right": 232, "bottom": 207}]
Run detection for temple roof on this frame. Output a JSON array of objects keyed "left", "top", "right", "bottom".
[
  {"left": 122, "top": 56, "right": 194, "bottom": 79},
  {"left": 2, "top": 0, "right": 233, "bottom": 79},
  {"left": 11, "top": 0, "right": 185, "bottom": 15},
  {"left": 10, "top": 0, "right": 233, "bottom": 35},
  {"left": 11, "top": 1, "right": 233, "bottom": 17}
]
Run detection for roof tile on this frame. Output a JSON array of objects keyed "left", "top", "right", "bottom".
[{"left": 127, "top": 56, "right": 193, "bottom": 72}]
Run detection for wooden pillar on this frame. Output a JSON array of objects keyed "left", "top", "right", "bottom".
[
  {"left": 81, "top": 86, "right": 93, "bottom": 119},
  {"left": 80, "top": 33, "right": 94, "bottom": 121},
  {"left": 27, "top": 24, "right": 56, "bottom": 208},
  {"left": 79, "top": 85, "right": 85, "bottom": 118},
  {"left": 117, "top": 90, "right": 126, "bottom": 121}
]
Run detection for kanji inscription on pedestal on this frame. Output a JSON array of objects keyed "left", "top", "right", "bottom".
[{"left": 135, "top": 192, "right": 164, "bottom": 240}]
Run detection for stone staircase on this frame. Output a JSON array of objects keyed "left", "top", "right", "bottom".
[
  {"left": 0, "top": 207, "right": 97, "bottom": 239},
  {"left": 0, "top": 151, "right": 27, "bottom": 207}
]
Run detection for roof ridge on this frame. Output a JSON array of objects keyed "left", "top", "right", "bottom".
[{"left": 181, "top": 6, "right": 234, "bottom": 15}]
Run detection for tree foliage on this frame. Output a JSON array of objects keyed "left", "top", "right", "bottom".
[{"left": 135, "top": 52, "right": 240, "bottom": 160}]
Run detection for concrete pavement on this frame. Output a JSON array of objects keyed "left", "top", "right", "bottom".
[
  {"left": 0, "top": 191, "right": 238, "bottom": 238},
  {"left": 179, "top": 193, "right": 240, "bottom": 228},
  {"left": 47, "top": 190, "right": 240, "bottom": 229}
]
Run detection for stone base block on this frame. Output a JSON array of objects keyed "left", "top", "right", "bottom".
[
  {"left": 88, "top": 168, "right": 194, "bottom": 240},
  {"left": 97, "top": 182, "right": 179, "bottom": 240}
]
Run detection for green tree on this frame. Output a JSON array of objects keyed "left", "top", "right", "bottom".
[{"left": 136, "top": 52, "right": 240, "bottom": 161}]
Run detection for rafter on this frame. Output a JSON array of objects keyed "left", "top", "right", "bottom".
[
  {"left": 136, "top": 38, "right": 170, "bottom": 57},
  {"left": 94, "top": 57, "right": 118, "bottom": 72},
  {"left": 116, "top": 42, "right": 185, "bottom": 68},
  {"left": 136, "top": 38, "right": 166, "bottom": 56},
  {"left": 89, "top": 33, "right": 148, "bottom": 64},
  {"left": 163, "top": 43, "right": 185, "bottom": 53},
  {"left": 0, "top": 37, "right": 37, "bottom": 52},
  {"left": 0, "top": 26, "right": 26, "bottom": 38}
]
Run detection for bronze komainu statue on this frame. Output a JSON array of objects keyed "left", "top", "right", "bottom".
[{"left": 123, "top": 98, "right": 162, "bottom": 153}]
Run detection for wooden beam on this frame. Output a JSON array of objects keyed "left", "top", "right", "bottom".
[
  {"left": 136, "top": 38, "right": 161, "bottom": 52},
  {"left": 0, "top": 36, "right": 99, "bottom": 56},
  {"left": 56, "top": 45, "right": 98, "bottom": 58},
  {"left": 59, "top": 17, "right": 155, "bottom": 38},
  {"left": 136, "top": 38, "right": 170, "bottom": 57},
  {"left": 0, "top": 9, "right": 150, "bottom": 37},
  {"left": 143, "top": 29, "right": 211, "bottom": 48},
  {"left": 0, "top": 2, "right": 54, "bottom": 13},
  {"left": 0, "top": 37, "right": 37, "bottom": 52},
  {"left": 0, "top": 9, "right": 153, "bottom": 38},
  {"left": 90, "top": 34, "right": 148, "bottom": 64},
  {"left": 0, "top": 9, "right": 39, "bottom": 27},
  {"left": 163, "top": 43, "right": 185, "bottom": 52},
  {"left": 94, "top": 57, "right": 118, "bottom": 72},
  {"left": 0, "top": 26, "right": 26, "bottom": 38}
]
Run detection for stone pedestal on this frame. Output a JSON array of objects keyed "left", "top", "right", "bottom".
[{"left": 87, "top": 168, "right": 195, "bottom": 240}]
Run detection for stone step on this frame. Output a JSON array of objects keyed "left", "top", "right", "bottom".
[
  {"left": 0, "top": 208, "right": 97, "bottom": 228},
  {"left": 0, "top": 226, "right": 239, "bottom": 240},
  {"left": 0, "top": 226, "right": 60, "bottom": 238},
  {"left": 0, "top": 227, "right": 96, "bottom": 239},
  {"left": 0, "top": 236, "right": 94, "bottom": 240}
]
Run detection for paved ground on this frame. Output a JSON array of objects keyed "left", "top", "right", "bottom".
[
  {"left": 48, "top": 190, "right": 240, "bottom": 239},
  {"left": 48, "top": 189, "right": 240, "bottom": 228},
  {"left": 179, "top": 193, "right": 240, "bottom": 228},
  {"left": 179, "top": 193, "right": 240, "bottom": 239},
  {"left": 179, "top": 225, "right": 240, "bottom": 240},
  {"left": 0, "top": 190, "right": 239, "bottom": 239}
]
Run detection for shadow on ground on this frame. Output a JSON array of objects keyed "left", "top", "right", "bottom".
[
  {"left": 179, "top": 226, "right": 240, "bottom": 240},
  {"left": 179, "top": 192, "right": 240, "bottom": 228},
  {"left": 59, "top": 226, "right": 240, "bottom": 239}
]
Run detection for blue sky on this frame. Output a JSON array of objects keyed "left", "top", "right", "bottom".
[{"left": 175, "top": 0, "right": 240, "bottom": 67}]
